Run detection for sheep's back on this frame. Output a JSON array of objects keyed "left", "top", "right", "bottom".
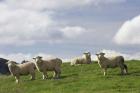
[
  {"left": 71, "top": 57, "right": 85, "bottom": 64},
  {"left": 41, "top": 58, "right": 62, "bottom": 70},
  {"left": 18, "top": 62, "right": 35, "bottom": 74},
  {"left": 108, "top": 56, "right": 124, "bottom": 63}
]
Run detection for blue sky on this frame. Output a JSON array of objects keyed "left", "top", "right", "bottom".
[{"left": 0, "top": 0, "right": 140, "bottom": 62}]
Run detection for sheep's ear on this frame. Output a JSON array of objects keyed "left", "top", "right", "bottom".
[
  {"left": 100, "top": 53, "right": 105, "bottom": 56},
  {"left": 33, "top": 58, "right": 36, "bottom": 59},
  {"left": 88, "top": 52, "right": 91, "bottom": 55},
  {"left": 96, "top": 54, "right": 99, "bottom": 56},
  {"left": 102, "top": 53, "right": 105, "bottom": 55},
  {"left": 39, "top": 56, "right": 42, "bottom": 59},
  {"left": 37, "top": 56, "right": 42, "bottom": 59},
  {"left": 33, "top": 58, "right": 36, "bottom": 61},
  {"left": 83, "top": 52, "right": 88, "bottom": 54}
]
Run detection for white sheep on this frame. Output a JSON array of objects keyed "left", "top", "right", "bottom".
[
  {"left": 7, "top": 61, "right": 36, "bottom": 83},
  {"left": 96, "top": 52, "right": 128, "bottom": 76},
  {"left": 71, "top": 52, "right": 92, "bottom": 66},
  {"left": 33, "top": 56, "right": 62, "bottom": 79}
]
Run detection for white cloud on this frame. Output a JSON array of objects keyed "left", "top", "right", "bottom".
[
  {"left": 114, "top": 15, "right": 140, "bottom": 45},
  {"left": 0, "top": 53, "right": 59, "bottom": 63},
  {"left": 60, "top": 26, "right": 86, "bottom": 38},
  {"left": 0, "top": 2, "right": 86, "bottom": 46},
  {"left": 0, "top": 0, "right": 127, "bottom": 46}
]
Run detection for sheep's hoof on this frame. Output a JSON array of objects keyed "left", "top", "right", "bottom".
[
  {"left": 31, "top": 78, "right": 35, "bottom": 80},
  {"left": 53, "top": 77, "right": 61, "bottom": 80},
  {"left": 43, "top": 78, "right": 48, "bottom": 80}
]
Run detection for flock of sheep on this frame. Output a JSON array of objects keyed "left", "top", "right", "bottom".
[{"left": 7, "top": 52, "right": 128, "bottom": 83}]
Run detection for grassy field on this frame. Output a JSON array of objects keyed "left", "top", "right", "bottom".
[{"left": 0, "top": 60, "right": 140, "bottom": 93}]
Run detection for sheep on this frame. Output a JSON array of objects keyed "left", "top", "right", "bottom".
[
  {"left": 71, "top": 52, "right": 92, "bottom": 66},
  {"left": 7, "top": 61, "right": 36, "bottom": 83},
  {"left": 96, "top": 52, "right": 128, "bottom": 76},
  {"left": 33, "top": 56, "right": 62, "bottom": 79}
]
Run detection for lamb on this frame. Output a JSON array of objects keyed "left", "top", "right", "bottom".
[
  {"left": 96, "top": 52, "right": 128, "bottom": 76},
  {"left": 71, "top": 52, "right": 92, "bottom": 66},
  {"left": 33, "top": 56, "right": 62, "bottom": 79},
  {"left": 7, "top": 61, "right": 36, "bottom": 83}
]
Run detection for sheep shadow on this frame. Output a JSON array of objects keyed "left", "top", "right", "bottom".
[{"left": 61, "top": 73, "right": 78, "bottom": 79}]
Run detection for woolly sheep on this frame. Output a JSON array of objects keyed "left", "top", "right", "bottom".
[
  {"left": 33, "top": 56, "right": 62, "bottom": 79},
  {"left": 71, "top": 52, "right": 92, "bottom": 66},
  {"left": 7, "top": 61, "right": 36, "bottom": 83},
  {"left": 96, "top": 52, "right": 128, "bottom": 76}
]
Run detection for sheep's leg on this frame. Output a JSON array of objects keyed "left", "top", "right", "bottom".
[
  {"left": 120, "top": 68, "right": 124, "bottom": 75},
  {"left": 30, "top": 72, "right": 35, "bottom": 80},
  {"left": 103, "top": 68, "right": 107, "bottom": 76},
  {"left": 120, "top": 64, "right": 125, "bottom": 75},
  {"left": 15, "top": 75, "right": 20, "bottom": 83},
  {"left": 54, "top": 68, "right": 61, "bottom": 79},
  {"left": 42, "top": 72, "right": 48, "bottom": 80},
  {"left": 53, "top": 71, "right": 57, "bottom": 79}
]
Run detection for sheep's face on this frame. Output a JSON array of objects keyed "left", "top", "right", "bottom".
[
  {"left": 83, "top": 52, "right": 91, "bottom": 59},
  {"left": 96, "top": 53, "right": 105, "bottom": 59},
  {"left": 7, "top": 61, "right": 17, "bottom": 67},
  {"left": 33, "top": 56, "right": 43, "bottom": 64}
]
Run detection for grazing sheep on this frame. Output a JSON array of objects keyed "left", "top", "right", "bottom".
[
  {"left": 71, "top": 52, "right": 92, "bottom": 66},
  {"left": 96, "top": 52, "right": 128, "bottom": 76},
  {"left": 7, "top": 61, "right": 36, "bottom": 83},
  {"left": 33, "top": 56, "right": 62, "bottom": 79}
]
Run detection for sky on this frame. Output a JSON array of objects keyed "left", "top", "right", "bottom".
[{"left": 0, "top": 0, "right": 140, "bottom": 62}]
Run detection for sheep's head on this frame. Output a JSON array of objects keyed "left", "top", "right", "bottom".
[
  {"left": 33, "top": 56, "right": 43, "bottom": 64},
  {"left": 7, "top": 61, "right": 17, "bottom": 67},
  {"left": 83, "top": 52, "right": 91, "bottom": 63},
  {"left": 83, "top": 52, "right": 91, "bottom": 58},
  {"left": 96, "top": 52, "right": 105, "bottom": 59}
]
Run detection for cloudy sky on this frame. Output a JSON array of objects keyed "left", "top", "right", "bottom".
[{"left": 0, "top": 0, "right": 140, "bottom": 62}]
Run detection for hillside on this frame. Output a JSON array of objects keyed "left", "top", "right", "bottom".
[{"left": 0, "top": 61, "right": 140, "bottom": 93}]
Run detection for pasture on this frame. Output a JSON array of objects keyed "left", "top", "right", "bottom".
[{"left": 0, "top": 60, "right": 140, "bottom": 93}]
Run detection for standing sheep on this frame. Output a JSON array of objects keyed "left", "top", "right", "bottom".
[
  {"left": 7, "top": 61, "right": 36, "bottom": 83},
  {"left": 96, "top": 52, "right": 128, "bottom": 76},
  {"left": 71, "top": 52, "right": 92, "bottom": 66},
  {"left": 33, "top": 56, "right": 62, "bottom": 79}
]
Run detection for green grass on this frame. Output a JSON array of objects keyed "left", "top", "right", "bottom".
[{"left": 0, "top": 60, "right": 140, "bottom": 93}]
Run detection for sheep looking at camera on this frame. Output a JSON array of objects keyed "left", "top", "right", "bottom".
[
  {"left": 33, "top": 56, "right": 62, "bottom": 79},
  {"left": 96, "top": 52, "right": 128, "bottom": 76},
  {"left": 71, "top": 52, "right": 92, "bottom": 65},
  {"left": 7, "top": 61, "right": 36, "bottom": 83}
]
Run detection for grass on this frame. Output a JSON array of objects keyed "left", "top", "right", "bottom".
[{"left": 0, "top": 60, "right": 140, "bottom": 93}]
